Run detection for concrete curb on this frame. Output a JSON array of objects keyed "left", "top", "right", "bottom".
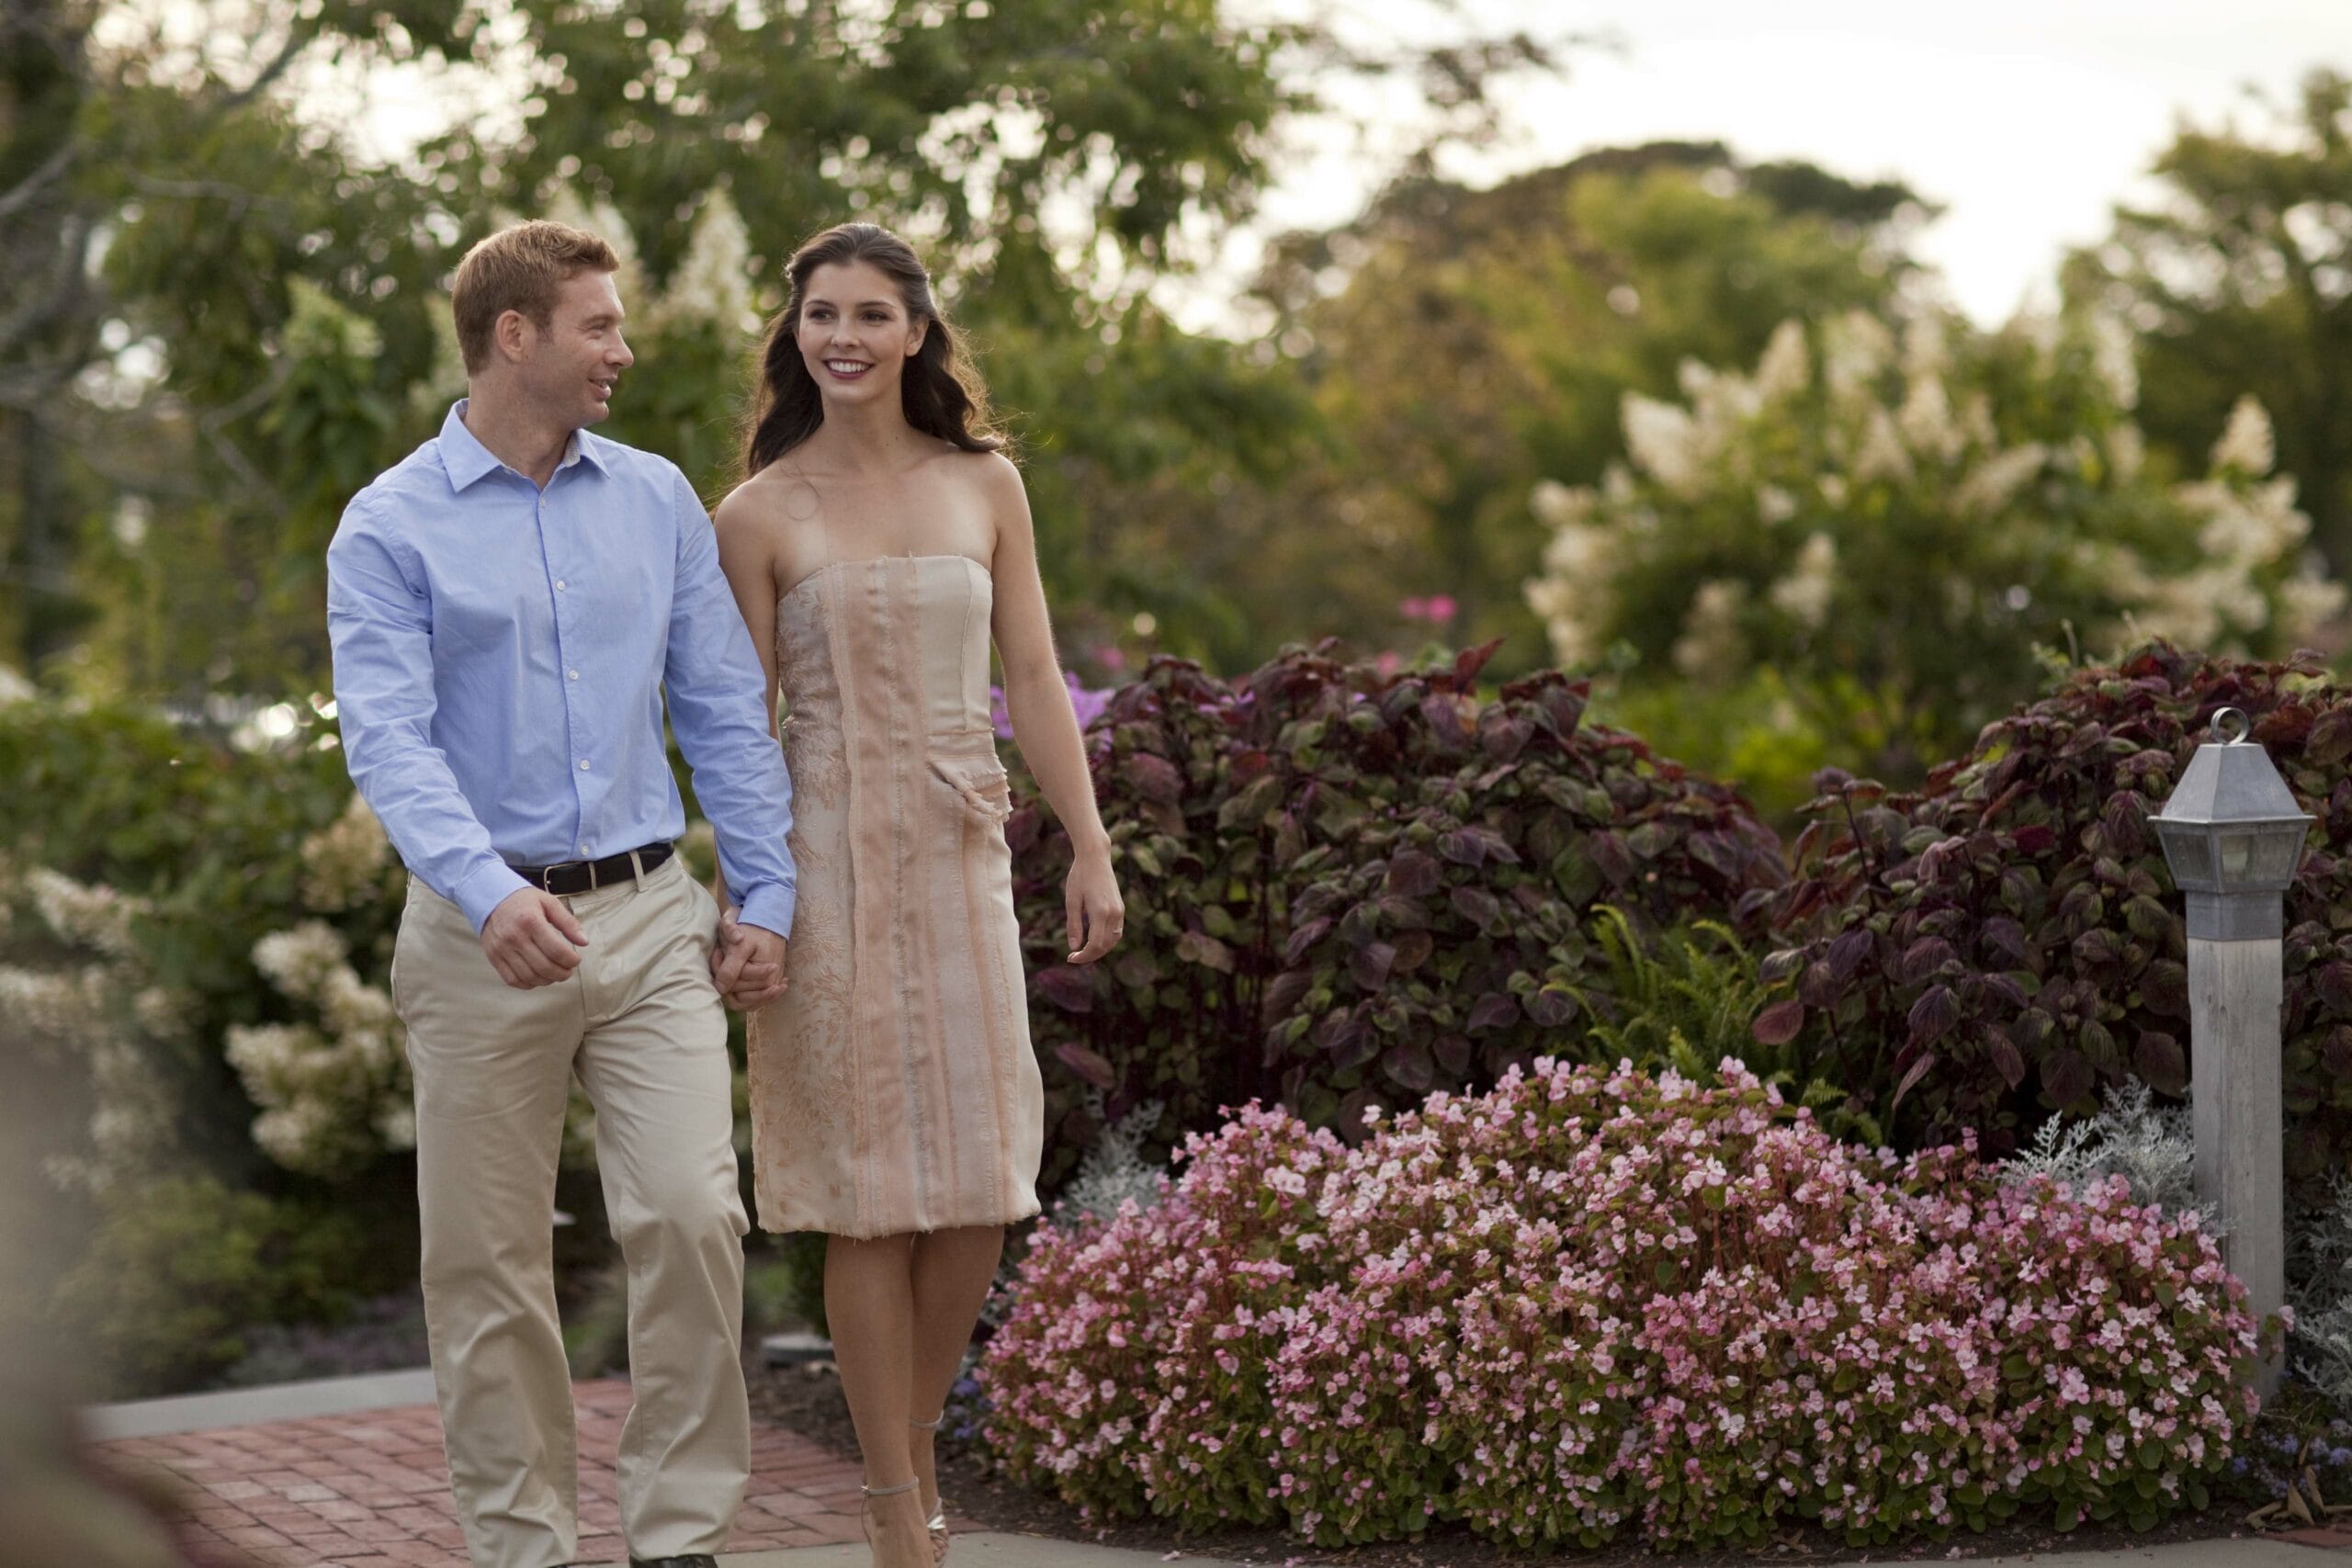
[
  {"left": 715, "top": 1528, "right": 2336, "bottom": 1566},
  {"left": 79, "top": 1366, "right": 440, "bottom": 1439}
]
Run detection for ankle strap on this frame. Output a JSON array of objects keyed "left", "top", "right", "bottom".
[
  {"left": 863, "top": 1477, "right": 921, "bottom": 1497},
  {"left": 910, "top": 1414, "right": 945, "bottom": 1431}
]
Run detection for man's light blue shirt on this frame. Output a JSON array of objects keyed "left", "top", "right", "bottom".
[{"left": 326, "top": 400, "right": 796, "bottom": 937}]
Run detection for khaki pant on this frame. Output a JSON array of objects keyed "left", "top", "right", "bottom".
[{"left": 392, "top": 855, "right": 749, "bottom": 1568}]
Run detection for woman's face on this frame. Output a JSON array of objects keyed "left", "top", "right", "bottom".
[{"left": 796, "top": 259, "right": 925, "bottom": 409}]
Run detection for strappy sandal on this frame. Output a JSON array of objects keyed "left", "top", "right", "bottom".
[
  {"left": 912, "top": 1414, "right": 951, "bottom": 1563},
  {"left": 862, "top": 1476, "right": 923, "bottom": 1566}
]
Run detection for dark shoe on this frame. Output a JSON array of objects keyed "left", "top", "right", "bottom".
[{"left": 629, "top": 1557, "right": 718, "bottom": 1567}]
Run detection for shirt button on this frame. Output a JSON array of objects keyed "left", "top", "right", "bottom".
[
  {"left": 555, "top": 579, "right": 568, "bottom": 591},
  {"left": 578, "top": 760, "right": 590, "bottom": 771},
  {"left": 568, "top": 669, "right": 580, "bottom": 680}
]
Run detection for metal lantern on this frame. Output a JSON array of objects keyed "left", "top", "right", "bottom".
[{"left": 2150, "top": 707, "right": 2313, "bottom": 941}]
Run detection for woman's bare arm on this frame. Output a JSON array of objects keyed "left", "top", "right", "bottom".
[
  {"left": 983, "top": 456, "right": 1123, "bottom": 963},
  {"left": 714, "top": 486, "right": 785, "bottom": 739}
]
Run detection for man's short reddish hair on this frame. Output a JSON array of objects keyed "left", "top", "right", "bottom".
[{"left": 450, "top": 220, "right": 619, "bottom": 373}]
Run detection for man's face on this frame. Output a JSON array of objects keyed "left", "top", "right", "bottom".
[{"left": 514, "top": 267, "right": 633, "bottom": 429}]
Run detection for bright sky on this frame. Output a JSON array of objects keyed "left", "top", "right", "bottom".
[
  {"left": 316, "top": 0, "right": 2352, "bottom": 333},
  {"left": 1226, "top": 0, "right": 2352, "bottom": 327}
]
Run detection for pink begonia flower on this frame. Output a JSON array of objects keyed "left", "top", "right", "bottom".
[{"left": 975, "top": 1059, "right": 2264, "bottom": 1553}]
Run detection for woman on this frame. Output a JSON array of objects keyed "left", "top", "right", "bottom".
[{"left": 712, "top": 222, "right": 1124, "bottom": 1568}]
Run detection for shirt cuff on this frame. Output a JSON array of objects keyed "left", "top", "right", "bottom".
[
  {"left": 453, "top": 859, "right": 534, "bottom": 934},
  {"left": 735, "top": 883, "right": 797, "bottom": 942}
]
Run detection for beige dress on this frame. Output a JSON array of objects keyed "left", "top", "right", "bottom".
[{"left": 746, "top": 553, "right": 1045, "bottom": 1238}]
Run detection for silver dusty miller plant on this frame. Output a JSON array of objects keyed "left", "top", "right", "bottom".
[
  {"left": 2000, "top": 1080, "right": 2217, "bottom": 1232},
  {"left": 2290, "top": 1178, "right": 2352, "bottom": 1409},
  {"left": 978, "top": 1089, "right": 1168, "bottom": 1332}
]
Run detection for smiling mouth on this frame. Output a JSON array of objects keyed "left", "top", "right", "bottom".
[
  {"left": 590, "top": 378, "right": 617, "bottom": 400},
  {"left": 823, "top": 359, "right": 873, "bottom": 378}
]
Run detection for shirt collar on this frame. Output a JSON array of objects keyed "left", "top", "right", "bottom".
[{"left": 439, "top": 399, "right": 610, "bottom": 491}]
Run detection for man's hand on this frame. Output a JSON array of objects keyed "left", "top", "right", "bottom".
[
  {"left": 711, "top": 908, "right": 789, "bottom": 1010},
  {"left": 481, "top": 888, "right": 590, "bottom": 989}
]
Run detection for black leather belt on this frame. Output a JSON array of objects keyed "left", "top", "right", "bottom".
[{"left": 510, "top": 840, "right": 674, "bottom": 896}]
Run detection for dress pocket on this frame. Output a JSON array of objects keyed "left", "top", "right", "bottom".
[{"left": 929, "top": 750, "right": 1013, "bottom": 825}]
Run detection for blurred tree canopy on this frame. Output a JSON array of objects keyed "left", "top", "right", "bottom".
[
  {"left": 2066, "top": 68, "right": 2352, "bottom": 581},
  {"left": 1190, "top": 141, "right": 1932, "bottom": 676},
  {"left": 0, "top": 0, "right": 1572, "bottom": 698}
]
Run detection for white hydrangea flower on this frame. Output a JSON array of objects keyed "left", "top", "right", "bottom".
[
  {"left": 1952, "top": 444, "right": 2047, "bottom": 516},
  {"left": 2186, "top": 479, "right": 2307, "bottom": 568},
  {"left": 1821, "top": 310, "right": 1894, "bottom": 403},
  {"left": 1671, "top": 580, "right": 1750, "bottom": 682},
  {"left": 375, "top": 1100, "right": 418, "bottom": 1153},
  {"left": 2211, "top": 395, "right": 2277, "bottom": 476},
  {"left": 1530, "top": 479, "right": 1589, "bottom": 529},
  {"left": 1769, "top": 534, "right": 1838, "bottom": 628},
  {"left": 1852, "top": 405, "right": 1914, "bottom": 485},
  {"left": 27, "top": 868, "right": 144, "bottom": 960},
  {"left": 2278, "top": 573, "right": 2348, "bottom": 640},
  {"left": 2089, "top": 310, "right": 2139, "bottom": 407},
  {"left": 1897, "top": 375, "right": 1962, "bottom": 465},
  {"left": 653, "top": 190, "right": 760, "bottom": 336},
  {"left": 1901, "top": 314, "right": 1951, "bottom": 381},
  {"left": 131, "top": 985, "right": 198, "bottom": 1043},
  {"left": 2107, "top": 423, "right": 2145, "bottom": 483},
  {"left": 252, "top": 920, "right": 350, "bottom": 1003},
  {"left": 1623, "top": 394, "right": 1703, "bottom": 497},
  {"left": 300, "top": 793, "right": 390, "bottom": 911},
  {"left": 1754, "top": 320, "right": 1811, "bottom": 400},
  {"left": 1755, "top": 484, "right": 1798, "bottom": 525}
]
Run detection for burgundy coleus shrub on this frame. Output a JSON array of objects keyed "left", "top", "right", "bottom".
[
  {"left": 1760, "top": 642, "right": 2352, "bottom": 1172},
  {"left": 1006, "top": 641, "right": 1787, "bottom": 1189},
  {"left": 1263, "top": 646, "right": 1785, "bottom": 1136}
]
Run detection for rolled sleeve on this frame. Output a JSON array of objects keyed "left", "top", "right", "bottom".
[
  {"left": 326, "top": 502, "right": 525, "bottom": 934},
  {"left": 662, "top": 469, "right": 799, "bottom": 937}
]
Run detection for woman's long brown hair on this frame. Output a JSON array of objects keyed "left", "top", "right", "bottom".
[{"left": 740, "top": 222, "right": 1004, "bottom": 475}]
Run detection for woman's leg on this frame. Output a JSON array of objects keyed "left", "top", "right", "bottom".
[
  {"left": 826, "top": 1233, "right": 931, "bottom": 1566},
  {"left": 904, "top": 1225, "right": 1005, "bottom": 1525}
]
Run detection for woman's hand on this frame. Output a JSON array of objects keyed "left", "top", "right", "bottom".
[{"left": 1065, "top": 849, "right": 1125, "bottom": 964}]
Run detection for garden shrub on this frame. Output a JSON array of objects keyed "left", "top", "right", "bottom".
[
  {"left": 978, "top": 1059, "right": 2266, "bottom": 1552},
  {"left": 1006, "top": 642, "right": 1785, "bottom": 1187},
  {"left": 1572, "top": 909, "right": 1883, "bottom": 1146},
  {"left": 51, "top": 1176, "right": 369, "bottom": 1398},
  {"left": 1757, "top": 642, "right": 2352, "bottom": 1167}
]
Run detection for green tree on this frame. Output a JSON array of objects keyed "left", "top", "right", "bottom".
[
  {"left": 1222, "top": 143, "right": 1927, "bottom": 675},
  {"left": 2066, "top": 68, "right": 2352, "bottom": 581},
  {"left": 15, "top": 0, "right": 1571, "bottom": 696},
  {"left": 2, "top": 0, "right": 467, "bottom": 693}
]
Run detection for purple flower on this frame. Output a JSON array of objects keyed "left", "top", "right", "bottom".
[{"left": 989, "top": 673, "right": 1115, "bottom": 741}]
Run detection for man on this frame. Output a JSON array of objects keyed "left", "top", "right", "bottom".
[{"left": 328, "top": 220, "right": 792, "bottom": 1568}]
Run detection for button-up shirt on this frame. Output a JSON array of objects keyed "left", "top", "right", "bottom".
[{"left": 326, "top": 400, "right": 796, "bottom": 937}]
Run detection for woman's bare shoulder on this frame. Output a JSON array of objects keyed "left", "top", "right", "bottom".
[
  {"left": 715, "top": 465, "right": 825, "bottom": 542},
  {"left": 931, "top": 443, "right": 1023, "bottom": 498}
]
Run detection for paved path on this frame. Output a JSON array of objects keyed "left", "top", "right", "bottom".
[
  {"left": 90, "top": 1377, "right": 920, "bottom": 1565},
  {"left": 84, "top": 1372, "right": 2352, "bottom": 1566}
]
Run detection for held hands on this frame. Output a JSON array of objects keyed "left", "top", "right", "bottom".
[
  {"left": 711, "top": 908, "right": 790, "bottom": 1010},
  {"left": 481, "top": 888, "right": 590, "bottom": 989},
  {"left": 1066, "top": 849, "right": 1125, "bottom": 964}
]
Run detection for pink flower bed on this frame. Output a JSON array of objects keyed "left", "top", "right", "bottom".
[{"left": 977, "top": 1060, "right": 2267, "bottom": 1551}]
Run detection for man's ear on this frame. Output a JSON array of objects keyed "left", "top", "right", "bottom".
[{"left": 496, "top": 308, "right": 533, "bottom": 363}]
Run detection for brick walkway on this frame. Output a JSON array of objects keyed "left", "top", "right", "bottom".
[{"left": 93, "top": 1378, "right": 927, "bottom": 1565}]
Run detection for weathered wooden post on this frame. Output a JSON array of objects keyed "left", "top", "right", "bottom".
[{"left": 2149, "top": 707, "right": 2310, "bottom": 1396}]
